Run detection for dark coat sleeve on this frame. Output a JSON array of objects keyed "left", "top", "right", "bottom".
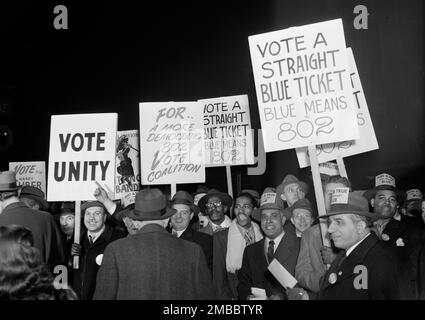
[
  {"left": 93, "top": 244, "right": 119, "bottom": 300},
  {"left": 237, "top": 248, "right": 253, "bottom": 300},
  {"left": 194, "top": 245, "right": 216, "bottom": 300},
  {"left": 47, "top": 215, "right": 66, "bottom": 269},
  {"left": 212, "top": 232, "right": 234, "bottom": 300}
]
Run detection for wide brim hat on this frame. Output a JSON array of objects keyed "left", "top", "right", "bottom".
[
  {"left": 123, "top": 188, "right": 176, "bottom": 221},
  {"left": 19, "top": 186, "right": 49, "bottom": 211},
  {"left": 0, "top": 171, "right": 23, "bottom": 192},
  {"left": 170, "top": 197, "right": 200, "bottom": 215},
  {"left": 198, "top": 189, "right": 233, "bottom": 213},
  {"left": 363, "top": 185, "right": 405, "bottom": 203},
  {"left": 276, "top": 174, "right": 308, "bottom": 197}
]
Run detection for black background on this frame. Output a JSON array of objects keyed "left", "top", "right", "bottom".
[{"left": 0, "top": 0, "right": 423, "bottom": 201}]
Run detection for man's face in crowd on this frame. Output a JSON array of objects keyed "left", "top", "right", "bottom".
[
  {"left": 84, "top": 206, "right": 106, "bottom": 232},
  {"left": 261, "top": 209, "right": 285, "bottom": 239},
  {"left": 371, "top": 190, "right": 398, "bottom": 219},
  {"left": 282, "top": 183, "right": 305, "bottom": 207},
  {"left": 291, "top": 208, "right": 313, "bottom": 234},
  {"left": 324, "top": 182, "right": 347, "bottom": 212},
  {"left": 59, "top": 213, "right": 75, "bottom": 237},
  {"left": 170, "top": 204, "right": 193, "bottom": 231},
  {"left": 123, "top": 217, "right": 138, "bottom": 235},
  {"left": 234, "top": 196, "right": 254, "bottom": 228},
  {"left": 206, "top": 196, "right": 227, "bottom": 224},
  {"left": 404, "top": 200, "right": 422, "bottom": 217},
  {"left": 327, "top": 214, "right": 362, "bottom": 250}
]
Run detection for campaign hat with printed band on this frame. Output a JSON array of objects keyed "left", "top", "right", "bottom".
[
  {"left": 252, "top": 187, "right": 292, "bottom": 221},
  {"left": 363, "top": 173, "right": 405, "bottom": 202}
]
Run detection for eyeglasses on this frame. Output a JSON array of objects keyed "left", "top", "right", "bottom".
[
  {"left": 206, "top": 201, "right": 223, "bottom": 208},
  {"left": 234, "top": 204, "right": 253, "bottom": 210}
]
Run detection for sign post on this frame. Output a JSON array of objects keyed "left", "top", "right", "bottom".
[{"left": 73, "top": 200, "right": 81, "bottom": 269}]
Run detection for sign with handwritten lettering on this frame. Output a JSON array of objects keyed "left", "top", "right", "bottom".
[
  {"left": 249, "top": 19, "right": 359, "bottom": 152},
  {"left": 9, "top": 161, "right": 46, "bottom": 196},
  {"left": 139, "top": 102, "right": 205, "bottom": 184}
]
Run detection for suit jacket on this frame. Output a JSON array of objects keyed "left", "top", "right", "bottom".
[
  {"left": 237, "top": 223, "right": 300, "bottom": 300},
  {"left": 0, "top": 202, "right": 65, "bottom": 268},
  {"left": 73, "top": 225, "right": 126, "bottom": 300},
  {"left": 318, "top": 233, "right": 402, "bottom": 300},
  {"left": 180, "top": 226, "right": 213, "bottom": 272},
  {"left": 295, "top": 223, "right": 331, "bottom": 292},
  {"left": 93, "top": 224, "right": 215, "bottom": 300}
]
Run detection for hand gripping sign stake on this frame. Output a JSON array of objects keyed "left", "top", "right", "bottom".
[{"left": 73, "top": 200, "right": 81, "bottom": 269}]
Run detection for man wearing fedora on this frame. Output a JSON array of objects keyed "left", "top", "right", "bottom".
[
  {"left": 288, "top": 190, "right": 402, "bottom": 300},
  {"left": 276, "top": 174, "right": 308, "bottom": 209},
  {"left": 198, "top": 189, "right": 233, "bottom": 236},
  {"left": 364, "top": 173, "right": 422, "bottom": 298},
  {"left": 93, "top": 188, "right": 214, "bottom": 300},
  {"left": 0, "top": 171, "right": 64, "bottom": 269},
  {"left": 237, "top": 189, "right": 300, "bottom": 300},
  {"left": 168, "top": 190, "right": 213, "bottom": 272},
  {"left": 19, "top": 185, "right": 49, "bottom": 211},
  {"left": 71, "top": 201, "right": 126, "bottom": 300}
]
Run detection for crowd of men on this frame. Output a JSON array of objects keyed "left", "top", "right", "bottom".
[{"left": 0, "top": 169, "right": 425, "bottom": 300}]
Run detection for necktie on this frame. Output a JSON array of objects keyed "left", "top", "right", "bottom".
[
  {"left": 267, "top": 240, "right": 275, "bottom": 264},
  {"left": 89, "top": 235, "right": 94, "bottom": 246}
]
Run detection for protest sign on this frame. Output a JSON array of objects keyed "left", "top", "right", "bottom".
[
  {"left": 296, "top": 47, "right": 379, "bottom": 167},
  {"left": 249, "top": 19, "right": 358, "bottom": 152},
  {"left": 47, "top": 113, "right": 117, "bottom": 201},
  {"left": 200, "top": 94, "right": 254, "bottom": 166},
  {"left": 139, "top": 102, "right": 205, "bottom": 185},
  {"left": 114, "top": 130, "right": 141, "bottom": 200},
  {"left": 9, "top": 161, "right": 46, "bottom": 196}
]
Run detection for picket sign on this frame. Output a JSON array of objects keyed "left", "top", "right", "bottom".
[
  {"left": 226, "top": 166, "right": 234, "bottom": 218},
  {"left": 308, "top": 145, "right": 331, "bottom": 248},
  {"left": 73, "top": 200, "right": 81, "bottom": 269},
  {"left": 336, "top": 155, "right": 348, "bottom": 179},
  {"left": 171, "top": 183, "right": 177, "bottom": 198}
]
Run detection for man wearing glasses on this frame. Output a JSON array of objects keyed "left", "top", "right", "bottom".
[{"left": 198, "top": 189, "right": 233, "bottom": 236}]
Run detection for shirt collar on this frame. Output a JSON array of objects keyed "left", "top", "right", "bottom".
[
  {"left": 172, "top": 227, "right": 187, "bottom": 238},
  {"left": 265, "top": 230, "right": 285, "bottom": 254},
  {"left": 88, "top": 225, "right": 105, "bottom": 244},
  {"left": 346, "top": 232, "right": 371, "bottom": 256}
]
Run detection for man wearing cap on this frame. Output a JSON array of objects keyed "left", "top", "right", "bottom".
[
  {"left": 72, "top": 201, "right": 126, "bottom": 300},
  {"left": 276, "top": 174, "right": 308, "bottom": 209},
  {"left": 190, "top": 185, "right": 209, "bottom": 231},
  {"left": 0, "top": 171, "right": 65, "bottom": 269},
  {"left": 213, "top": 192, "right": 263, "bottom": 300},
  {"left": 168, "top": 190, "right": 213, "bottom": 272},
  {"left": 237, "top": 189, "right": 299, "bottom": 300},
  {"left": 399, "top": 189, "right": 424, "bottom": 229},
  {"left": 288, "top": 191, "right": 402, "bottom": 300},
  {"left": 289, "top": 198, "right": 314, "bottom": 238},
  {"left": 93, "top": 189, "right": 214, "bottom": 299},
  {"left": 19, "top": 185, "right": 50, "bottom": 211},
  {"left": 198, "top": 189, "right": 233, "bottom": 236}
]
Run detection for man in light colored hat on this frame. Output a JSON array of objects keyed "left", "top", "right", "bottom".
[
  {"left": 287, "top": 190, "right": 402, "bottom": 300},
  {"left": 19, "top": 185, "right": 49, "bottom": 211},
  {"left": 71, "top": 200, "right": 126, "bottom": 300},
  {"left": 237, "top": 188, "right": 299, "bottom": 300},
  {"left": 399, "top": 189, "right": 424, "bottom": 228},
  {"left": 93, "top": 188, "right": 214, "bottom": 300},
  {"left": 198, "top": 189, "right": 233, "bottom": 235},
  {"left": 0, "top": 171, "right": 64, "bottom": 269},
  {"left": 276, "top": 174, "right": 308, "bottom": 208},
  {"left": 168, "top": 190, "right": 213, "bottom": 272}
]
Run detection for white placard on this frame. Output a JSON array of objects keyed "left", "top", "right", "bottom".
[
  {"left": 47, "top": 113, "right": 117, "bottom": 201},
  {"left": 200, "top": 94, "right": 254, "bottom": 166},
  {"left": 406, "top": 189, "right": 422, "bottom": 201},
  {"left": 260, "top": 192, "right": 277, "bottom": 205},
  {"left": 9, "top": 161, "right": 46, "bottom": 197},
  {"left": 114, "top": 130, "right": 141, "bottom": 200},
  {"left": 375, "top": 173, "right": 396, "bottom": 188},
  {"left": 296, "top": 47, "right": 379, "bottom": 167},
  {"left": 139, "top": 102, "right": 205, "bottom": 185},
  {"left": 249, "top": 19, "right": 358, "bottom": 153},
  {"left": 331, "top": 187, "right": 350, "bottom": 204},
  {"left": 318, "top": 161, "right": 340, "bottom": 176},
  {"left": 268, "top": 259, "right": 298, "bottom": 288}
]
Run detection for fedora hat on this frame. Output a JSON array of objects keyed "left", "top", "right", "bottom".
[
  {"left": 363, "top": 173, "right": 405, "bottom": 202},
  {"left": 170, "top": 191, "right": 199, "bottom": 214},
  {"left": 320, "top": 191, "right": 380, "bottom": 221},
  {"left": 0, "top": 171, "right": 22, "bottom": 192},
  {"left": 289, "top": 198, "right": 313, "bottom": 215},
  {"left": 276, "top": 174, "right": 308, "bottom": 197},
  {"left": 197, "top": 189, "right": 233, "bottom": 213},
  {"left": 19, "top": 186, "right": 49, "bottom": 210},
  {"left": 252, "top": 187, "right": 292, "bottom": 222},
  {"left": 123, "top": 189, "right": 176, "bottom": 221}
]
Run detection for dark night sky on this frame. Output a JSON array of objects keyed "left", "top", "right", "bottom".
[{"left": 0, "top": 0, "right": 424, "bottom": 198}]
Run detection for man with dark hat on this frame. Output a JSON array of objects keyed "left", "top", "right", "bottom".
[
  {"left": 399, "top": 189, "right": 424, "bottom": 229},
  {"left": 276, "top": 174, "right": 308, "bottom": 208},
  {"left": 237, "top": 188, "right": 299, "bottom": 300},
  {"left": 190, "top": 185, "right": 209, "bottom": 231},
  {"left": 19, "top": 185, "right": 49, "bottom": 211},
  {"left": 287, "top": 190, "right": 402, "bottom": 300},
  {"left": 168, "top": 190, "right": 213, "bottom": 272},
  {"left": 198, "top": 189, "right": 233, "bottom": 235},
  {"left": 363, "top": 173, "right": 422, "bottom": 298},
  {"left": 71, "top": 200, "right": 126, "bottom": 300},
  {"left": 289, "top": 198, "right": 314, "bottom": 238},
  {"left": 0, "top": 171, "right": 64, "bottom": 269},
  {"left": 93, "top": 189, "right": 214, "bottom": 300}
]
